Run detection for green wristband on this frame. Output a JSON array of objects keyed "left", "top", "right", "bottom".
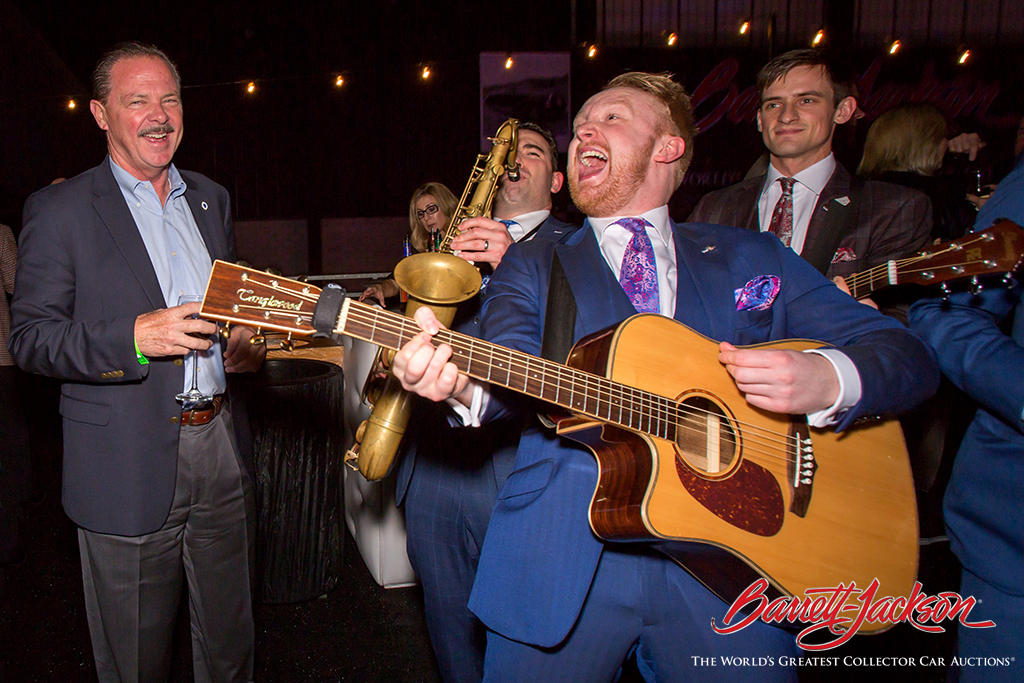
[{"left": 134, "top": 337, "right": 149, "bottom": 365}]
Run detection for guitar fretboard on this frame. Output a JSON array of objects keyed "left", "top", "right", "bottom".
[{"left": 337, "top": 299, "right": 679, "bottom": 441}]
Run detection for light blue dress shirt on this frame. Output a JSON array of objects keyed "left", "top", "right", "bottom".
[{"left": 110, "top": 157, "right": 226, "bottom": 396}]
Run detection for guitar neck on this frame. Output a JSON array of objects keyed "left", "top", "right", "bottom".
[
  {"left": 335, "top": 298, "right": 675, "bottom": 439},
  {"left": 843, "top": 221, "right": 1024, "bottom": 298}
]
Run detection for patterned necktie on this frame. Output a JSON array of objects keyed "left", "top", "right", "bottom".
[
  {"left": 616, "top": 217, "right": 660, "bottom": 314},
  {"left": 498, "top": 218, "right": 521, "bottom": 241},
  {"left": 768, "top": 177, "right": 796, "bottom": 247}
]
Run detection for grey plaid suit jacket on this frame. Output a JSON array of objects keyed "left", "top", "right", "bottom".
[{"left": 688, "top": 162, "right": 932, "bottom": 281}]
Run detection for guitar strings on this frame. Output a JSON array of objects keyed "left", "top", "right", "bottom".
[
  {"left": 341, "top": 303, "right": 805, "bottom": 470},
  {"left": 845, "top": 232, "right": 997, "bottom": 292},
  {"left": 232, "top": 271, "right": 813, "bottom": 472}
]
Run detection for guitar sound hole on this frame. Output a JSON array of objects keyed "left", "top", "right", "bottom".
[{"left": 674, "top": 393, "right": 737, "bottom": 477}]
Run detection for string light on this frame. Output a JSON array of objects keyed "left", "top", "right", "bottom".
[
  {"left": 958, "top": 49, "right": 971, "bottom": 64},
  {"left": 246, "top": 81, "right": 256, "bottom": 94},
  {"left": 667, "top": 32, "right": 677, "bottom": 46},
  {"left": 335, "top": 75, "right": 345, "bottom": 87},
  {"left": 812, "top": 30, "right": 825, "bottom": 46},
  {"left": 421, "top": 66, "right": 431, "bottom": 79},
  {"left": 505, "top": 55, "right": 514, "bottom": 69},
  {"left": 67, "top": 99, "right": 76, "bottom": 110},
  {"left": 739, "top": 21, "right": 750, "bottom": 35},
  {"left": 889, "top": 40, "right": 902, "bottom": 54},
  {"left": 587, "top": 44, "right": 597, "bottom": 58}
]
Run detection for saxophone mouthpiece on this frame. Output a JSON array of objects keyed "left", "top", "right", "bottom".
[{"left": 507, "top": 161, "right": 521, "bottom": 182}]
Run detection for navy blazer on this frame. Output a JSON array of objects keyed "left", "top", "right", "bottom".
[
  {"left": 908, "top": 161, "right": 1024, "bottom": 595},
  {"left": 396, "top": 216, "right": 578, "bottom": 502},
  {"left": 467, "top": 219, "right": 938, "bottom": 647},
  {"left": 9, "top": 159, "right": 249, "bottom": 536}
]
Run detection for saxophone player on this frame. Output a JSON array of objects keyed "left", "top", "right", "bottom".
[{"left": 397, "top": 123, "right": 577, "bottom": 683}]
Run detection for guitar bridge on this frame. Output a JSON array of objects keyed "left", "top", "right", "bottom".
[{"left": 787, "top": 420, "right": 817, "bottom": 517}]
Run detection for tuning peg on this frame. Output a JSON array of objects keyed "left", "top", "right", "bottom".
[
  {"left": 218, "top": 322, "right": 232, "bottom": 340},
  {"left": 250, "top": 329, "right": 266, "bottom": 345},
  {"left": 940, "top": 282, "right": 951, "bottom": 302},
  {"left": 278, "top": 338, "right": 295, "bottom": 352},
  {"left": 970, "top": 276, "right": 983, "bottom": 296}
]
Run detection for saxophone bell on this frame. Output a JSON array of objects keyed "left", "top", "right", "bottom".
[{"left": 347, "top": 119, "right": 521, "bottom": 481}]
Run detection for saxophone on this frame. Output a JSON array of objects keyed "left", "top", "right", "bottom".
[{"left": 345, "top": 119, "right": 521, "bottom": 480}]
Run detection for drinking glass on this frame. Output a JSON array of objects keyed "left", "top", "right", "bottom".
[{"left": 175, "top": 294, "right": 215, "bottom": 406}]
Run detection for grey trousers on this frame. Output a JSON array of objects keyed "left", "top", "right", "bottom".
[{"left": 78, "top": 406, "right": 255, "bottom": 683}]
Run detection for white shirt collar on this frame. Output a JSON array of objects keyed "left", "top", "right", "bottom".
[
  {"left": 496, "top": 209, "right": 551, "bottom": 242},
  {"left": 763, "top": 153, "right": 836, "bottom": 198},
  {"left": 589, "top": 205, "right": 673, "bottom": 247}
]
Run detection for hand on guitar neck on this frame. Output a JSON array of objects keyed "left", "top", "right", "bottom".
[{"left": 392, "top": 307, "right": 474, "bottom": 406}]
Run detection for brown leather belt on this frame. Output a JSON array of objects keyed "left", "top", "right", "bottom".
[{"left": 181, "top": 394, "right": 226, "bottom": 426}]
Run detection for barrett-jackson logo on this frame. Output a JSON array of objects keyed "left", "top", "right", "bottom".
[
  {"left": 713, "top": 578, "right": 995, "bottom": 651},
  {"left": 236, "top": 288, "right": 303, "bottom": 311}
]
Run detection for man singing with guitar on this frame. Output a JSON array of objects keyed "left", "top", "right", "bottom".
[{"left": 401, "top": 72, "right": 940, "bottom": 681}]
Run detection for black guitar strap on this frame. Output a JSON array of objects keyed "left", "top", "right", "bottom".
[
  {"left": 541, "top": 251, "right": 577, "bottom": 363},
  {"left": 802, "top": 174, "right": 865, "bottom": 275}
]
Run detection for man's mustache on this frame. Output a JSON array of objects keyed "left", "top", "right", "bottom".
[{"left": 138, "top": 124, "right": 175, "bottom": 137}]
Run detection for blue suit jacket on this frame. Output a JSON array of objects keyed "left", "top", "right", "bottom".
[
  {"left": 9, "top": 158, "right": 250, "bottom": 536},
  {"left": 908, "top": 160, "right": 1024, "bottom": 595},
  {"left": 468, "top": 219, "right": 938, "bottom": 647},
  {"left": 396, "top": 216, "right": 578, "bottom": 502}
]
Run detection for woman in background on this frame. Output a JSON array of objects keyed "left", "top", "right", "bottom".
[
  {"left": 360, "top": 182, "right": 458, "bottom": 306},
  {"left": 858, "top": 104, "right": 975, "bottom": 241}
]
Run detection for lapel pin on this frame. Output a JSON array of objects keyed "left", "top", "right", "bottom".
[
  {"left": 835, "top": 196, "right": 851, "bottom": 206},
  {"left": 201, "top": 201, "right": 209, "bottom": 210}
]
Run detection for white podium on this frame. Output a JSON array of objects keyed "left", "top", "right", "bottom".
[{"left": 342, "top": 334, "right": 418, "bottom": 588}]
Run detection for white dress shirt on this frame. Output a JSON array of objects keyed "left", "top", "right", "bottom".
[{"left": 757, "top": 154, "right": 836, "bottom": 255}]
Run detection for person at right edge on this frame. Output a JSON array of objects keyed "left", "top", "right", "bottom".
[
  {"left": 389, "top": 72, "right": 938, "bottom": 682},
  {"left": 397, "top": 123, "right": 577, "bottom": 683},
  {"left": 908, "top": 152, "right": 1024, "bottom": 683}
]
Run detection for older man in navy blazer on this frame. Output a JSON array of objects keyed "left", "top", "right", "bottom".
[
  {"left": 391, "top": 73, "right": 937, "bottom": 682},
  {"left": 9, "top": 43, "right": 263, "bottom": 682}
]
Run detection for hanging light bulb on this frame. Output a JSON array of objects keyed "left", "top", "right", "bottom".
[
  {"left": 958, "top": 49, "right": 971, "bottom": 64},
  {"left": 335, "top": 75, "right": 345, "bottom": 87},
  {"left": 505, "top": 55, "right": 514, "bottom": 69},
  {"left": 667, "top": 32, "right": 677, "bottom": 46},
  {"left": 421, "top": 66, "right": 431, "bottom": 79},
  {"left": 67, "top": 99, "right": 76, "bottom": 110},
  {"left": 889, "top": 40, "right": 902, "bottom": 55},
  {"left": 739, "top": 21, "right": 750, "bottom": 35},
  {"left": 246, "top": 81, "right": 256, "bottom": 94},
  {"left": 812, "top": 30, "right": 825, "bottom": 46},
  {"left": 587, "top": 44, "right": 597, "bottom": 58}
]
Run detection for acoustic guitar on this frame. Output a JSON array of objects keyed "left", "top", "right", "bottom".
[{"left": 202, "top": 260, "right": 927, "bottom": 635}]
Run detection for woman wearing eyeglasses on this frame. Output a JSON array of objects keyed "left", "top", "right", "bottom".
[{"left": 360, "top": 182, "right": 458, "bottom": 306}]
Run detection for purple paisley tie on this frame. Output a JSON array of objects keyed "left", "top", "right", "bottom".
[
  {"left": 768, "top": 177, "right": 796, "bottom": 247},
  {"left": 616, "top": 217, "right": 660, "bottom": 314}
]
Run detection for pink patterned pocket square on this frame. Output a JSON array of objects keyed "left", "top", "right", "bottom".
[
  {"left": 735, "top": 275, "right": 781, "bottom": 311},
  {"left": 831, "top": 247, "right": 857, "bottom": 264}
]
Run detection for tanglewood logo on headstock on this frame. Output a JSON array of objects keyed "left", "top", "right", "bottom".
[{"left": 236, "top": 288, "right": 303, "bottom": 311}]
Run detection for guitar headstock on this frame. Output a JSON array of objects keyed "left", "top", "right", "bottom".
[
  {"left": 201, "top": 260, "right": 321, "bottom": 336},
  {"left": 902, "top": 220, "right": 1024, "bottom": 287}
]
